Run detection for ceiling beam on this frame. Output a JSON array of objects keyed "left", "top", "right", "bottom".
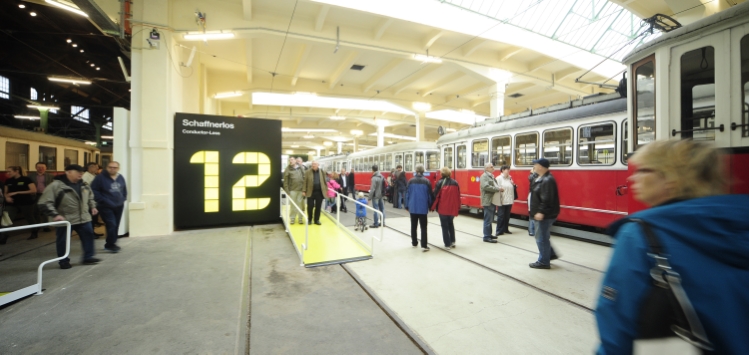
[
  {"left": 242, "top": 0, "right": 252, "bottom": 20},
  {"left": 461, "top": 39, "right": 487, "bottom": 57},
  {"left": 471, "top": 95, "right": 492, "bottom": 107},
  {"left": 423, "top": 30, "right": 444, "bottom": 50},
  {"left": 528, "top": 57, "right": 555, "bottom": 73},
  {"left": 290, "top": 44, "right": 313, "bottom": 86},
  {"left": 362, "top": 58, "right": 403, "bottom": 93},
  {"left": 329, "top": 51, "right": 360, "bottom": 89},
  {"left": 392, "top": 64, "right": 440, "bottom": 95},
  {"left": 315, "top": 5, "right": 330, "bottom": 32},
  {"left": 498, "top": 47, "right": 524, "bottom": 61},
  {"left": 244, "top": 38, "right": 253, "bottom": 84},
  {"left": 554, "top": 67, "right": 582, "bottom": 81},
  {"left": 373, "top": 18, "right": 394, "bottom": 40},
  {"left": 506, "top": 82, "right": 535, "bottom": 96},
  {"left": 421, "top": 72, "right": 465, "bottom": 97},
  {"left": 444, "top": 82, "right": 489, "bottom": 103}
]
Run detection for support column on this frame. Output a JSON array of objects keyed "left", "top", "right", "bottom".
[
  {"left": 316, "top": 148, "right": 321, "bottom": 158},
  {"left": 353, "top": 137, "right": 358, "bottom": 152},
  {"left": 376, "top": 125, "right": 384, "bottom": 148},
  {"left": 489, "top": 82, "right": 507, "bottom": 118},
  {"left": 337, "top": 142, "right": 342, "bottom": 154},
  {"left": 416, "top": 113, "right": 426, "bottom": 142}
]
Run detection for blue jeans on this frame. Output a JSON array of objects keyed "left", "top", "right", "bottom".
[
  {"left": 372, "top": 198, "right": 385, "bottom": 226},
  {"left": 483, "top": 204, "right": 496, "bottom": 240},
  {"left": 439, "top": 214, "right": 455, "bottom": 247},
  {"left": 99, "top": 205, "right": 124, "bottom": 248},
  {"left": 394, "top": 189, "right": 406, "bottom": 208},
  {"left": 56, "top": 222, "right": 95, "bottom": 263},
  {"left": 533, "top": 218, "right": 557, "bottom": 266},
  {"left": 528, "top": 216, "right": 535, "bottom": 235}
]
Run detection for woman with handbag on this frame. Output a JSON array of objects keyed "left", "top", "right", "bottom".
[
  {"left": 492, "top": 165, "right": 515, "bottom": 237},
  {"left": 595, "top": 140, "right": 749, "bottom": 354},
  {"left": 431, "top": 167, "right": 460, "bottom": 249}
]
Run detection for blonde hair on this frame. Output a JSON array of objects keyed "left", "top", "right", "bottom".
[
  {"left": 440, "top": 167, "right": 451, "bottom": 178},
  {"left": 357, "top": 192, "right": 364, "bottom": 199},
  {"left": 630, "top": 140, "right": 726, "bottom": 200}
]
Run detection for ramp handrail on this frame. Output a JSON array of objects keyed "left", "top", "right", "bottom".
[
  {"left": 279, "top": 189, "right": 309, "bottom": 265},
  {"left": 330, "top": 190, "right": 384, "bottom": 254},
  {"left": 0, "top": 221, "right": 72, "bottom": 306}
]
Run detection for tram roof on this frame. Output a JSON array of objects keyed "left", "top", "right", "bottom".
[
  {"left": 622, "top": 1, "right": 749, "bottom": 64},
  {"left": 436, "top": 97, "right": 626, "bottom": 145}
]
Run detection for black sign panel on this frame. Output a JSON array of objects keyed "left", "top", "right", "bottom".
[{"left": 174, "top": 113, "right": 281, "bottom": 229}]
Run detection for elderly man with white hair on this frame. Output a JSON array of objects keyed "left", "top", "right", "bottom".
[{"left": 479, "top": 162, "right": 500, "bottom": 243}]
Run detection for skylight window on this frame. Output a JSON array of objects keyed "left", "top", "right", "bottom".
[
  {"left": 0, "top": 75, "right": 9, "bottom": 99},
  {"left": 31, "top": 87, "right": 37, "bottom": 100},
  {"left": 71, "top": 105, "right": 90, "bottom": 123}
]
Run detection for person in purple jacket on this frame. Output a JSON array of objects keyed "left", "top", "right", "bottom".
[{"left": 90, "top": 161, "right": 127, "bottom": 253}]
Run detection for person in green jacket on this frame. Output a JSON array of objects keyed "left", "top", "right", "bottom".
[
  {"left": 38, "top": 164, "right": 99, "bottom": 269},
  {"left": 283, "top": 157, "right": 305, "bottom": 224}
]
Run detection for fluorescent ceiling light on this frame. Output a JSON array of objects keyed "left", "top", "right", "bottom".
[
  {"left": 27, "top": 104, "right": 60, "bottom": 110},
  {"left": 368, "top": 132, "right": 417, "bottom": 141},
  {"left": 253, "top": 92, "right": 414, "bottom": 115},
  {"left": 290, "top": 145, "right": 300, "bottom": 148},
  {"left": 49, "top": 77, "right": 91, "bottom": 85},
  {"left": 101, "top": 135, "right": 114, "bottom": 139},
  {"left": 412, "top": 102, "right": 432, "bottom": 111},
  {"left": 183, "top": 32, "right": 235, "bottom": 41},
  {"left": 45, "top": 0, "right": 88, "bottom": 17},
  {"left": 303, "top": 135, "right": 315, "bottom": 139},
  {"left": 426, "top": 109, "right": 488, "bottom": 125},
  {"left": 30, "top": 12, "right": 37, "bottom": 16},
  {"left": 214, "top": 91, "right": 243, "bottom": 99},
  {"left": 85, "top": 141, "right": 97, "bottom": 145},
  {"left": 329, "top": 116, "right": 345, "bottom": 120},
  {"left": 285, "top": 150, "right": 294, "bottom": 154},
  {"left": 15, "top": 115, "right": 41, "bottom": 120},
  {"left": 350, "top": 129, "right": 363, "bottom": 136},
  {"left": 323, "top": 141, "right": 333, "bottom": 146},
  {"left": 282, "top": 128, "right": 337, "bottom": 133},
  {"left": 412, "top": 54, "right": 442, "bottom": 63}
]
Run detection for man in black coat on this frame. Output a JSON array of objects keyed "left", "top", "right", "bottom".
[
  {"left": 528, "top": 158, "right": 560, "bottom": 269},
  {"left": 336, "top": 169, "right": 348, "bottom": 212}
]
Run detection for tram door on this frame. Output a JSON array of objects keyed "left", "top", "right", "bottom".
[{"left": 731, "top": 25, "right": 749, "bottom": 193}]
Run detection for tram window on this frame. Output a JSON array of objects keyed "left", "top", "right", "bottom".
[
  {"left": 5, "top": 142, "right": 30, "bottom": 170},
  {"left": 578, "top": 122, "right": 615, "bottom": 166},
  {"left": 405, "top": 153, "right": 414, "bottom": 171},
  {"left": 415, "top": 152, "right": 424, "bottom": 168},
  {"left": 443, "top": 147, "right": 453, "bottom": 169},
  {"left": 368, "top": 156, "right": 374, "bottom": 169},
  {"left": 64, "top": 149, "right": 79, "bottom": 167},
  {"left": 633, "top": 57, "right": 655, "bottom": 149},
  {"left": 741, "top": 35, "right": 749, "bottom": 138},
  {"left": 622, "top": 121, "right": 629, "bottom": 164},
  {"left": 395, "top": 153, "right": 403, "bottom": 168},
  {"left": 471, "top": 139, "right": 489, "bottom": 168},
  {"left": 374, "top": 155, "right": 380, "bottom": 169},
  {"left": 514, "top": 132, "right": 538, "bottom": 166},
  {"left": 457, "top": 145, "right": 467, "bottom": 169},
  {"left": 427, "top": 151, "right": 440, "bottom": 170},
  {"left": 38, "top": 146, "right": 57, "bottom": 170},
  {"left": 101, "top": 154, "right": 111, "bottom": 168},
  {"left": 385, "top": 154, "right": 393, "bottom": 171},
  {"left": 681, "top": 46, "right": 716, "bottom": 141},
  {"left": 543, "top": 128, "right": 573, "bottom": 166},
  {"left": 342, "top": 162, "right": 347, "bottom": 171},
  {"left": 490, "top": 136, "right": 511, "bottom": 167}
]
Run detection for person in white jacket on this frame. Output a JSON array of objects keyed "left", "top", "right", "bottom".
[{"left": 492, "top": 165, "right": 515, "bottom": 236}]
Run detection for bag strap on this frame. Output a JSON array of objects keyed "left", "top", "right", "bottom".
[{"left": 629, "top": 218, "right": 713, "bottom": 351}]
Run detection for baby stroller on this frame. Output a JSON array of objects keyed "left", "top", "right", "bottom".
[{"left": 354, "top": 197, "right": 368, "bottom": 232}]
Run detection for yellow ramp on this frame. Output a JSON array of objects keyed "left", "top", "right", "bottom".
[{"left": 282, "top": 206, "right": 372, "bottom": 267}]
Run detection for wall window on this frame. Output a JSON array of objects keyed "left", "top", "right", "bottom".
[
  {"left": 31, "top": 87, "right": 38, "bottom": 100},
  {"left": 578, "top": 122, "right": 615, "bottom": 165},
  {"left": 415, "top": 152, "right": 424, "bottom": 169},
  {"left": 444, "top": 147, "right": 453, "bottom": 169},
  {"left": 491, "top": 136, "right": 511, "bottom": 167},
  {"left": 71, "top": 105, "right": 90, "bottom": 123},
  {"left": 741, "top": 34, "right": 749, "bottom": 137},
  {"left": 471, "top": 139, "right": 489, "bottom": 168},
  {"left": 543, "top": 128, "right": 573, "bottom": 166},
  {"left": 622, "top": 120, "right": 629, "bottom": 164},
  {"left": 456, "top": 145, "right": 467, "bottom": 169},
  {"left": 427, "top": 151, "right": 440, "bottom": 170},
  {"left": 681, "top": 46, "right": 716, "bottom": 141},
  {"left": 39, "top": 146, "right": 57, "bottom": 170},
  {"left": 64, "top": 149, "right": 79, "bottom": 166},
  {"left": 633, "top": 56, "right": 655, "bottom": 149},
  {"left": 5, "top": 142, "right": 29, "bottom": 170},
  {"left": 405, "top": 153, "right": 414, "bottom": 171},
  {"left": 0, "top": 75, "right": 9, "bottom": 99},
  {"left": 514, "top": 132, "right": 538, "bottom": 166}
]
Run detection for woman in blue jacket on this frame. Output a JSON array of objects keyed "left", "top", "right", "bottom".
[
  {"left": 595, "top": 140, "right": 749, "bottom": 354},
  {"left": 405, "top": 164, "right": 433, "bottom": 252}
]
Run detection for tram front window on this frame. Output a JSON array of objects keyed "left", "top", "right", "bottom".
[
  {"left": 444, "top": 147, "right": 453, "bottom": 169},
  {"left": 681, "top": 46, "right": 715, "bottom": 141},
  {"left": 457, "top": 145, "right": 467, "bottom": 169},
  {"left": 427, "top": 151, "right": 440, "bottom": 171}
]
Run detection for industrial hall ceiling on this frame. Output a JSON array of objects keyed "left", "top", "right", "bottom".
[{"left": 0, "top": 0, "right": 745, "bottom": 151}]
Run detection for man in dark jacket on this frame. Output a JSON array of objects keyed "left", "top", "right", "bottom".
[
  {"left": 405, "top": 164, "right": 434, "bottom": 251},
  {"left": 528, "top": 158, "right": 560, "bottom": 269},
  {"left": 369, "top": 165, "right": 385, "bottom": 228},
  {"left": 393, "top": 165, "right": 407, "bottom": 209},
  {"left": 91, "top": 161, "right": 127, "bottom": 253},
  {"left": 336, "top": 168, "right": 348, "bottom": 213},
  {"left": 303, "top": 161, "right": 327, "bottom": 225}
]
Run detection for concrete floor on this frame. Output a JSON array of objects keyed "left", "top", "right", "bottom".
[{"left": 1, "top": 202, "right": 610, "bottom": 354}]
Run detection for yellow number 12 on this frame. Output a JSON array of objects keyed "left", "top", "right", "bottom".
[{"left": 190, "top": 151, "right": 271, "bottom": 213}]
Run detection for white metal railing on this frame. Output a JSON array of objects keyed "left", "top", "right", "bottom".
[
  {"left": 0, "top": 221, "right": 72, "bottom": 306},
  {"left": 279, "top": 188, "right": 308, "bottom": 265},
  {"left": 329, "top": 190, "right": 384, "bottom": 254}
]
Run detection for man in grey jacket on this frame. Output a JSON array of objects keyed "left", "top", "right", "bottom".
[
  {"left": 480, "top": 163, "right": 499, "bottom": 243},
  {"left": 283, "top": 157, "right": 305, "bottom": 224},
  {"left": 369, "top": 165, "right": 385, "bottom": 228},
  {"left": 38, "top": 164, "right": 99, "bottom": 269}
]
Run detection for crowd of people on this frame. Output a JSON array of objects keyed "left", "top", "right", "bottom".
[
  {"left": 1, "top": 161, "right": 127, "bottom": 268},
  {"left": 283, "top": 157, "right": 355, "bottom": 226}
]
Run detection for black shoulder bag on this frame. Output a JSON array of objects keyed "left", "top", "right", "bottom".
[{"left": 629, "top": 218, "right": 713, "bottom": 353}]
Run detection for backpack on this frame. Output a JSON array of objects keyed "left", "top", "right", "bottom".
[{"left": 381, "top": 176, "right": 388, "bottom": 196}]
